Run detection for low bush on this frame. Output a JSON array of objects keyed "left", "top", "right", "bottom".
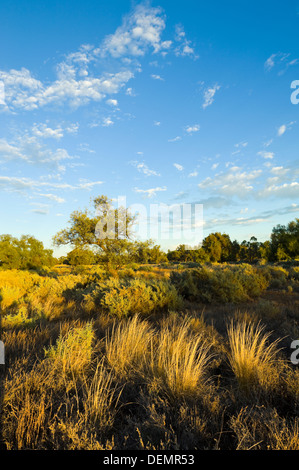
[
  {"left": 83, "top": 278, "right": 183, "bottom": 318},
  {"left": 170, "top": 264, "right": 269, "bottom": 303}
]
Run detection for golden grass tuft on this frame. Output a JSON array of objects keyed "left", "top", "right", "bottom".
[
  {"left": 149, "top": 318, "right": 214, "bottom": 401},
  {"left": 227, "top": 320, "right": 281, "bottom": 393},
  {"left": 105, "top": 315, "right": 154, "bottom": 378}
]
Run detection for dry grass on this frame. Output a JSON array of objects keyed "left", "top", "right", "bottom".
[
  {"left": 148, "top": 317, "right": 214, "bottom": 401},
  {"left": 2, "top": 263, "right": 299, "bottom": 450},
  {"left": 227, "top": 320, "right": 281, "bottom": 393},
  {"left": 105, "top": 315, "right": 154, "bottom": 378}
]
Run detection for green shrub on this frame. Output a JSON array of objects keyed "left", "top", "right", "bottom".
[
  {"left": 170, "top": 265, "right": 269, "bottom": 304},
  {"left": 261, "top": 266, "right": 289, "bottom": 289},
  {"left": 83, "top": 278, "right": 183, "bottom": 318}
]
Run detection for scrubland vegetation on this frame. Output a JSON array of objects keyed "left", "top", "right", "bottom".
[
  {"left": 1, "top": 260, "right": 299, "bottom": 450},
  {"left": 1, "top": 201, "right": 299, "bottom": 450}
]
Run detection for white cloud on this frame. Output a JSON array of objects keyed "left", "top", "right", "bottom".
[
  {"left": 0, "top": 5, "right": 198, "bottom": 113},
  {"left": 126, "top": 87, "right": 135, "bottom": 96},
  {"left": 264, "top": 53, "right": 277, "bottom": 71},
  {"left": 100, "top": 4, "right": 169, "bottom": 58},
  {"left": 32, "top": 123, "right": 64, "bottom": 140},
  {"left": 277, "top": 124, "right": 287, "bottom": 136},
  {"left": 102, "top": 117, "right": 114, "bottom": 127},
  {"left": 0, "top": 135, "right": 74, "bottom": 169},
  {"left": 0, "top": 66, "right": 134, "bottom": 110},
  {"left": 106, "top": 98, "right": 118, "bottom": 106},
  {"left": 134, "top": 186, "right": 167, "bottom": 198},
  {"left": 198, "top": 166, "right": 262, "bottom": 198},
  {"left": 174, "top": 25, "right": 197, "bottom": 58},
  {"left": 168, "top": 136, "right": 181, "bottom": 142},
  {"left": 39, "top": 193, "right": 65, "bottom": 203},
  {"left": 258, "top": 181, "right": 299, "bottom": 199},
  {"left": 202, "top": 84, "right": 221, "bottom": 109},
  {"left": 257, "top": 150, "right": 275, "bottom": 160},
  {"left": 234, "top": 141, "right": 248, "bottom": 148},
  {"left": 277, "top": 121, "right": 295, "bottom": 136},
  {"left": 264, "top": 52, "right": 298, "bottom": 73},
  {"left": 151, "top": 74, "right": 164, "bottom": 80},
  {"left": 78, "top": 180, "right": 103, "bottom": 190},
  {"left": 185, "top": 124, "right": 200, "bottom": 134},
  {"left": 173, "top": 163, "right": 184, "bottom": 171},
  {"left": 131, "top": 161, "right": 160, "bottom": 176},
  {"left": 188, "top": 170, "right": 198, "bottom": 177},
  {"left": 31, "top": 208, "right": 49, "bottom": 215}
]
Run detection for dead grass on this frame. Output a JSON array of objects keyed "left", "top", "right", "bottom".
[
  {"left": 227, "top": 320, "right": 281, "bottom": 394},
  {"left": 2, "top": 264, "right": 299, "bottom": 450}
]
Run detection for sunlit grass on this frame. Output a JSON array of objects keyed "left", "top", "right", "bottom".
[
  {"left": 227, "top": 320, "right": 281, "bottom": 393},
  {"left": 105, "top": 315, "right": 154, "bottom": 378},
  {"left": 148, "top": 318, "right": 214, "bottom": 401}
]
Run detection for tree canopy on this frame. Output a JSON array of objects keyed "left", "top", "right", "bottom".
[{"left": 0, "top": 234, "right": 55, "bottom": 269}]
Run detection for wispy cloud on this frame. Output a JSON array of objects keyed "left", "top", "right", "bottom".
[
  {"left": 0, "top": 134, "right": 74, "bottom": 170},
  {"left": 131, "top": 161, "right": 160, "bottom": 176},
  {"left": 185, "top": 124, "right": 200, "bottom": 134},
  {"left": 168, "top": 136, "right": 181, "bottom": 142},
  {"left": 264, "top": 52, "right": 298, "bottom": 73},
  {"left": 277, "top": 121, "right": 295, "bottom": 136},
  {"left": 151, "top": 74, "right": 164, "bottom": 81},
  {"left": 174, "top": 24, "right": 198, "bottom": 58},
  {"left": 134, "top": 186, "right": 167, "bottom": 198},
  {"left": 173, "top": 163, "right": 184, "bottom": 171},
  {"left": 202, "top": 84, "right": 221, "bottom": 109},
  {"left": 38, "top": 193, "right": 65, "bottom": 203},
  {"left": 0, "top": 176, "right": 103, "bottom": 194},
  {"left": 257, "top": 150, "right": 275, "bottom": 160},
  {"left": 102, "top": 117, "right": 114, "bottom": 127},
  {"left": 198, "top": 166, "right": 262, "bottom": 198}
]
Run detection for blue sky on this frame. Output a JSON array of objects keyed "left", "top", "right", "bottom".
[{"left": 0, "top": 0, "right": 299, "bottom": 255}]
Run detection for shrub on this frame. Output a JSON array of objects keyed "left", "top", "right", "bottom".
[
  {"left": 84, "top": 278, "right": 183, "bottom": 318},
  {"left": 44, "top": 322, "right": 95, "bottom": 377},
  {"left": 170, "top": 265, "right": 268, "bottom": 304},
  {"left": 261, "top": 266, "right": 289, "bottom": 289}
]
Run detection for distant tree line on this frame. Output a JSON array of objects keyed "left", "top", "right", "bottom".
[
  {"left": 167, "top": 219, "right": 299, "bottom": 264},
  {"left": 0, "top": 193, "right": 298, "bottom": 270}
]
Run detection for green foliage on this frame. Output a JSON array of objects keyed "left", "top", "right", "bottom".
[
  {"left": 202, "top": 232, "right": 233, "bottom": 262},
  {"left": 82, "top": 277, "right": 183, "bottom": 317},
  {"left": 261, "top": 265, "right": 289, "bottom": 289},
  {"left": 170, "top": 264, "right": 269, "bottom": 303},
  {"left": 53, "top": 195, "right": 137, "bottom": 268},
  {"left": 0, "top": 234, "right": 55, "bottom": 270},
  {"left": 66, "top": 247, "right": 96, "bottom": 266},
  {"left": 270, "top": 219, "right": 299, "bottom": 261}
]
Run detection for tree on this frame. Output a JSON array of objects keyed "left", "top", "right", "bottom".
[
  {"left": 0, "top": 234, "right": 55, "bottom": 269},
  {"left": 202, "top": 232, "right": 233, "bottom": 262},
  {"left": 53, "top": 195, "right": 137, "bottom": 268},
  {"left": 66, "top": 247, "right": 96, "bottom": 266},
  {"left": 270, "top": 218, "right": 299, "bottom": 260}
]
